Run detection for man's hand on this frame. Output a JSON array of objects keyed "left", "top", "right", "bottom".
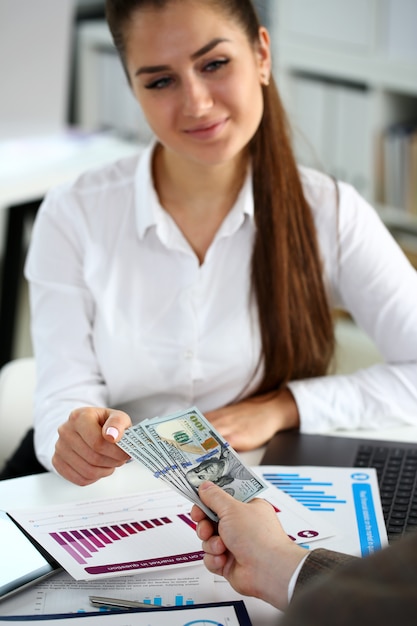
[{"left": 191, "top": 481, "right": 307, "bottom": 610}]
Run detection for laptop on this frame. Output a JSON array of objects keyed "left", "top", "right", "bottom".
[{"left": 261, "top": 430, "right": 417, "bottom": 542}]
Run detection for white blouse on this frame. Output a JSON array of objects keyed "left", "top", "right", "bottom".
[{"left": 25, "top": 142, "right": 417, "bottom": 472}]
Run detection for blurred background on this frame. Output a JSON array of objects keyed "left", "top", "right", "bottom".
[{"left": 0, "top": 0, "right": 416, "bottom": 366}]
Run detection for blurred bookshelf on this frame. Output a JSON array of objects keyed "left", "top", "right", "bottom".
[
  {"left": 74, "top": 19, "right": 153, "bottom": 143},
  {"left": 270, "top": 0, "right": 417, "bottom": 268}
]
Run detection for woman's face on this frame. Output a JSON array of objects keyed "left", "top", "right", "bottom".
[{"left": 123, "top": 0, "right": 271, "bottom": 169}]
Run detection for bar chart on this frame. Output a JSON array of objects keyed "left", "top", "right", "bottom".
[
  {"left": 262, "top": 471, "right": 347, "bottom": 512},
  {"left": 261, "top": 465, "right": 387, "bottom": 557},
  {"left": 50, "top": 514, "right": 180, "bottom": 565},
  {"left": 12, "top": 490, "right": 205, "bottom": 580},
  {"left": 142, "top": 593, "right": 194, "bottom": 606}
]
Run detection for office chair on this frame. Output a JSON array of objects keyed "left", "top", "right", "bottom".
[{"left": 0, "top": 358, "right": 36, "bottom": 471}]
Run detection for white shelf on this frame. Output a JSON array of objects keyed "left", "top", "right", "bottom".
[
  {"left": 269, "top": 0, "right": 417, "bottom": 240},
  {"left": 75, "top": 20, "right": 153, "bottom": 143},
  {"left": 272, "top": 0, "right": 417, "bottom": 94},
  {"left": 275, "top": 42, "right": 417, "bottom": 96}
]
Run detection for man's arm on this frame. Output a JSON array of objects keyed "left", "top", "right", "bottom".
[
  {"left": 283, "top": 533, "right": 417, "bottom": 626},
  {"left": 191, "top": 481, "right": 417, "bottom": 625},
  {"left": 294, "top": 548, "right": 356, "bottom": 589}
]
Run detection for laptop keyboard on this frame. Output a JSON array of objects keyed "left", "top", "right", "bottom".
[{"left": 354, "top": 445, "right": 417, "bottom": 540}]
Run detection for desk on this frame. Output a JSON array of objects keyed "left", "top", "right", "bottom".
[
  {"left": 0, "top": 447, "right": 285, "bottom": 626},
  {"left": 0, "top": 132, "right": 142, "bottom": 367},
  {"left": 1, "top": 427, "right": 417, "bottom": 623}
]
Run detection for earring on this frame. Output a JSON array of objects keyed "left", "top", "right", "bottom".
[{"left": 261, "top": 73, "right": 270, "bottom": 86}]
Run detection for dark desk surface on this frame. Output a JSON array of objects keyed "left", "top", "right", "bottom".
[{"left": 261, "top": 429, "right": 417, "bottom": 467}]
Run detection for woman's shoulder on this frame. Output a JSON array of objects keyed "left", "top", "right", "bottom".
[
  {"left": 298, "top": 165, "right": 335, "bottom": 191},
  {"left": 298, "top": 165, "right": 377, "bottom": 227},
  {"left": 297, "top": 166, "right": 385, "bottom": 279},
  {"left": 51, "top": 149, "right": 146, "bottom": 202},
  {"left": 36, "top": 145, "right": 152, "bottom": 231},
  {"left": 298, "top": 165, "right": 345, "bottom": 207}
]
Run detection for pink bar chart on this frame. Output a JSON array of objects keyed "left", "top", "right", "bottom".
[{"left": 50, "top": 516, "right": 175, "bottom": 565}]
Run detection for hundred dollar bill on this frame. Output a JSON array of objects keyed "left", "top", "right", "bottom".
[
  {"left": 119, "top": 428, "right": 210, "bottom": 514},
  {"left": 140, "top": 407, "right": 268, "bottom": 505},
  {"left": 124, "top": 422, "right": 201, "bottom": 499},
  {"left": 118, "top": 407, "right": 268, "bottom": 521}
]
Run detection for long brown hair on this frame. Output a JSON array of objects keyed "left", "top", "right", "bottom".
[{"left": 106, "top": 0, "right": 335, "bottom": 396}]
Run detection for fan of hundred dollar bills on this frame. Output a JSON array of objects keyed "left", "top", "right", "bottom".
[{"left": 117, "top": 406, "right": 268, "bottom": 521}]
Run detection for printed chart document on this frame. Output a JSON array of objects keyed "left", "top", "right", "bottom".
[
  {"left": 0, "top": 560, "right": 282, "bottom": 626},
  {"left": 0, "top": 600, "right": 253, "bottom": 626},
  {"left": 0, "top": 566, "right": 214, "bottom": 617},
  {"left": 257, "top": 466, "right": 388, "bottom": 555},
  {"left": 9, "top": 484, "right": 333, "bottom": 581}
]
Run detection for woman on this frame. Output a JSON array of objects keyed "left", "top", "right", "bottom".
[{"left": 22, "top": 0, "right": 417, "bottom": 485}]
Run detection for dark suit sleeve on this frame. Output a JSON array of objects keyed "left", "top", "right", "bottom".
[
  {"left": 281, "top": 531, "right": 417, "bottom": 626},
  {"left": 295, "top": 548, "right": 356, "bottom": 586}
]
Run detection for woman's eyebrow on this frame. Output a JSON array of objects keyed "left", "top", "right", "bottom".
[
  {"left": 135, "top": 64, "right": 169, "bottom": 77},
  {"left": 135, "top": 37, "right": 231, "bottom": 77},
  {"left": 190, "top": 37, "right": 231, "bottom": 60}
]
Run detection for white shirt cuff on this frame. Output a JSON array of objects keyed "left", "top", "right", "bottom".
[{"left": 288, "top": 553, "right": 310, "bottom": 603}]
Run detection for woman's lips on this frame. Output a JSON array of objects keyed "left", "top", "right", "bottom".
[{"left": 184, "top": 118, "right": 228, "bottom": 140}]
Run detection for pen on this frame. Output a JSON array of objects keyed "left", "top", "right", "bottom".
[{"left": 89, "top": 595, "right": 161, "bottom": 610}]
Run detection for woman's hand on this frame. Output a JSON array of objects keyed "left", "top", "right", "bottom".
[
  {"left": 205, "top": 389, "right": 299, "bottom": 451},
  {"left": 191, "top": 481, "right": 307, "bottom": 609},
  {"left": 52, "top": 407, "right": 132, "bottom": 486}
]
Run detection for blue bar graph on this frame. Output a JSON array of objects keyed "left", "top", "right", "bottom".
[
  {"left": 263, "top": 472, "right": 347, "bottom": 512},
  {"left": 142, "top": 594, "right": 194, "bottom": 606}
]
